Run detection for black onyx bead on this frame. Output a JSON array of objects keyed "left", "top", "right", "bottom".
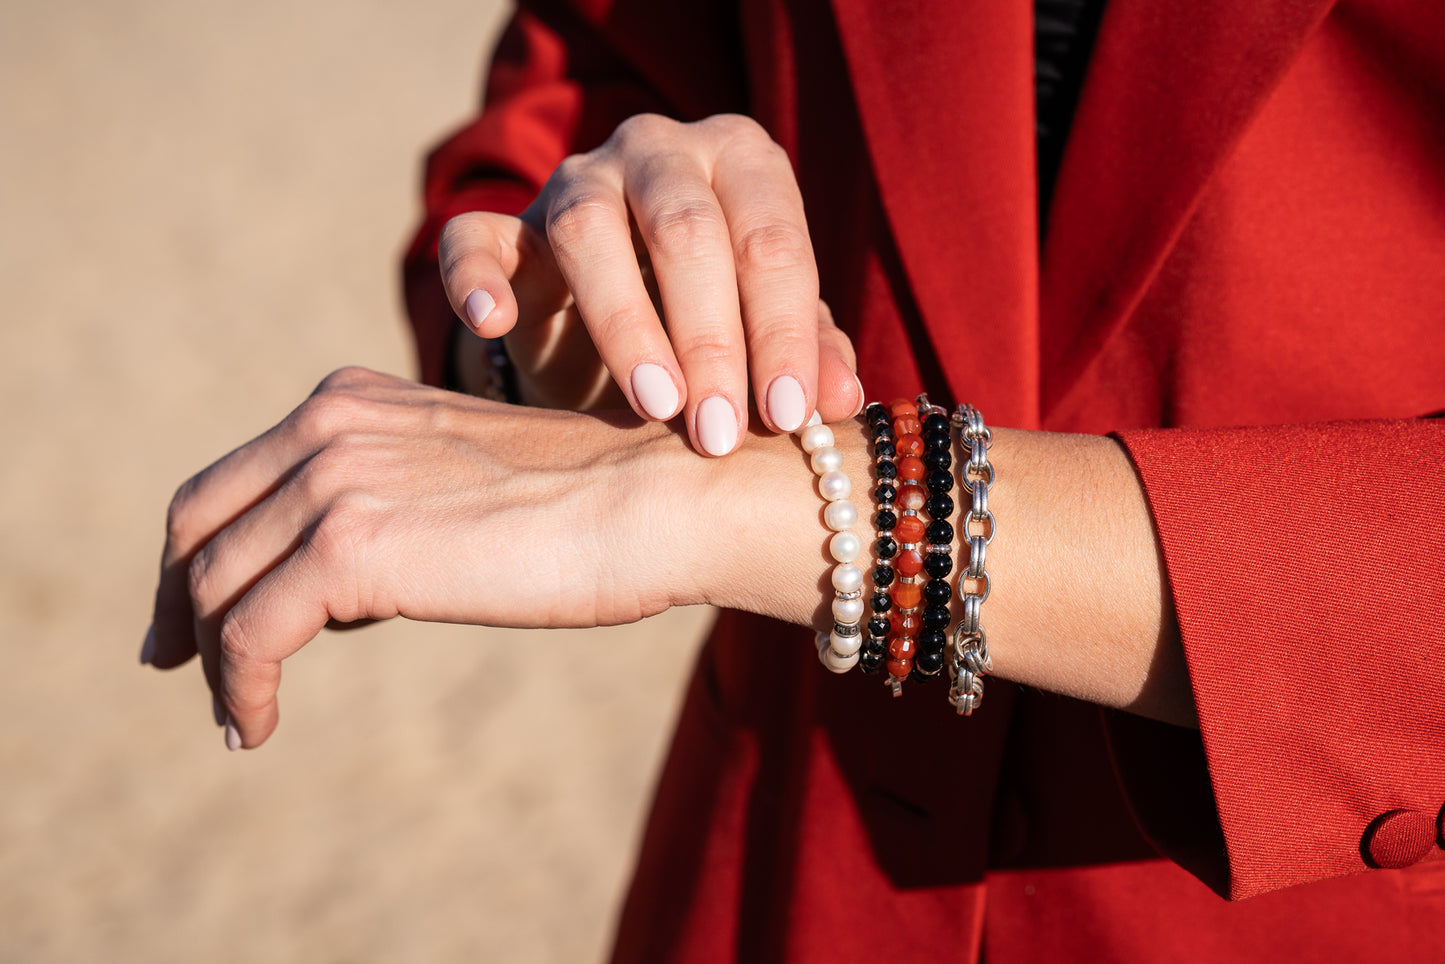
[
  {"left": 877, "top": 460, "right": 898, "bottom": 480},
  {"left": 875, "top": 536, "right": 898, "bottom": 559},
  {"left": 863, "top": 634, "right": 888, "bottom": 656},
  {"left": 922, "top": 412, "right": 950, "bottom": 434},
  {"left": 865, "top": 402, "right": 888, "bottom": 422},
  {"left": 925, "top": 431, "right": 952, "bottom": 452},
  {"left": 922, "top": 605, "right": 951, "bottom": 631},
  {"left": 873, "top": 508, "right": 898, "bottom": 532},
  {"left": 918, "top": 628, "right": 948, "bottom": 653},
  {"left": 926, "top": 493, "right": 955, "bottom": 520},
  {"left": 916, "top": 649, "right": 946, "bottom": 676},
  {"left": 870, "top": 591, "right": 891, "bottom": 613},
  {"left": 924, "top": 448, "right": 952, "bottom": 471},
  {"left": 874, "top": 481, "right": 897, "bottom": 505},
  {"left": 860, "top": 649, "right": 885, "bottom": 675},
  {"left": 874, "top": 424, "right": 895, "bottom": 441},
  {"left": 924, "top": 580, "right": 952, "bottom": 605},
  {"left": 873, "top": 439, "right": 896, "bottom": 459},
  {"left": 873, "top": 564, "right": 895, "bottom": 587},
  {"left": 867, "top": 616, "right": 890, "bottom": 638},
  {"left": 926, "top": 519, "right": 954, "bottom": 544},
  {"left": 924, "top": 552, "right": 954, "bottom": 579},
  {"left": 926, "top": 469, "right": 953, "bottom": 493}
]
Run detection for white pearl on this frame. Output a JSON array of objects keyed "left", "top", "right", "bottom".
[
  {"left": 829, "top": 630, "right": 862, "bottom": 657},
  {"left": 818, "top": 469, "right": 851, "bottom": 502},
  {"left": 810, "top": 445, "right": 843, "bottom": 475},
  {"left": 831, "top": 563, "right": 864, "bottom": 593},
  {"left": 823, "top": 499, "right": 858, "bottom": 531},
  {"left": 823, "top": 647, "right": 860, "bottom": 673},
  {"left": 829, "top": 530, "right": 861, "bottom": 563},
  {"left": 814, "top": 630, "right": 831, "bottom": 656},
  {"left": 800, "top": 423, "right": 834, "bottom": 453},
  {"left": 805, "top": 411, "right": 823, "bottom": 428},
  {"left": 832, "top": 595, "right": 865, "bottom": 623}
]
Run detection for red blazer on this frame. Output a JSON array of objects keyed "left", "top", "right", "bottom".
[{"left": 403, "top": 0, "right": 1445, "bottom": 959}]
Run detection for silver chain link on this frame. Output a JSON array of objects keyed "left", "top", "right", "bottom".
[{"left": 949, "top": 404, "right": 994, "bottom": 715}]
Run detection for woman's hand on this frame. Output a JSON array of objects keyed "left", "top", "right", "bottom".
[
  {"left": 437, "top": 113, "right": 863, "bottom": 456},
  {"left": 144, "top": 367, "right": 717, "bottom": 749}
]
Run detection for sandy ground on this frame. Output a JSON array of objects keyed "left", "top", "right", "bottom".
[{"left": 0, "top": 2, "right": 712, "bottom": 960}]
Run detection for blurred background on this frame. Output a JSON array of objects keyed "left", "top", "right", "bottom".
[{"left": 0, "top": 1, "right": 711, "bottom": 960}]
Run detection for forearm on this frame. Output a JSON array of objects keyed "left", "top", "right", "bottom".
[{"left": 686, "top": 418, "right": 1192, "bottom": 726}]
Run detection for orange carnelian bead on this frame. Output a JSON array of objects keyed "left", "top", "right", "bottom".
[
  {"left": 897, "top": 484, "right": 927, "bottom": 511},
  {"left": 888, "top": 635, "right": 917, "bottom": 660},
  {"left": 896, "top": 433, "right": 925, "bottom": 458},
  {"left": 897, "top": 456, "right": 925, "bottom": 481},
  {"left": 889, "top": 610, "right": 920, "bottom": 638},
  {"left": 889, "top": 399, "right": 918, "bottom": 418},
  {"left": 895, "top": 514, "right": 926, "bottom": 544},
  {"left": 893, "top": 415, "right": 922, "bottom": 436},
  {"left": 885, "top": 657, "right": 913, "bottom": 679},
  {"left": 890, "top": 581, "right": 923, "bottom": 609},
  {"left": 895, "top": 548, "right": 925, "bottom": 577}
]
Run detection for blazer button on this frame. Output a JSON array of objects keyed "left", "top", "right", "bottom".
[{"left": 1361, "top": 809, "right": 1436, "bottom": 869}]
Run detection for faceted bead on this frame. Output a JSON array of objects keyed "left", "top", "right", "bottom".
[
  {"left": 870, "top": 591, "right": 891, "bottom": 613},
  {"left": 926, "top": 519, "right": 954, "bottom": 544},
  {"left": 889, "top": 610, "right": 921, "bottom": 637},
  {"left": 916, "top": 649, "right": 946, "bottom": 675},
  {"left": 867, "top": 615, "right": 890, "bottom": 637},
  {"left": 860, "top": 650, "right": 885, "bottom": 675},
  {"left": 876, "top": 460, "right": 898, "bottom": 480},
  {"left": 873, "top": 423, "right": 895, "bottom": 441},
  {"left": 872, "top": 564, "right": 895, "bottom": 587},
  {"left": 922, "top": 605, "right": 951, "bottom": 630},
  {"left": 896, "top": 433, "right": 925, "bottom": 458},
  {"left": 863, "top": 633, "right": 887, "bottom": 655},
  {"left": 922, "top": 412, "right": 950, "bottom": 434},
  {"left": 924, "top": 552, "right": 953, "bottom": 578},
  {"left": 924, "top": 580, "right": 952, "bottom": 605},
  {"left": 874, "top": 482, "right": 897, "bottom": 505},
  {"left": 888, "top": 398, "right": 918, "bottom": 418},
  {"left": 897, "top": 484, "right": 927, "bottom": 511},
  {"left": 926, "top": 469, "right": 953, "bottom": 493},
  {"left": 897, "top": 456, "right": 925, "bottom": 482},
  {"left": 875, "top": 535, "right": 898, "bottom": 559},
  {"left": 895, "top": 548, "right": 925, "bottom": 577},
  {"left": 924, "top": 448, "right": 952, "bottom": 470},
  {"left": 893, "top": 415, "right": 922, "bottom": 436},
  {"left": 873, "top": 508, "right": 898, "bottom": 532},
  {"left": 925, "top": 493, "right": 955, "bottom": 519},
  {"left": 873, "top": 439, "right": 896, "bottom": 459},
  {"left": 887, "top": 635, "right": 917, "bottom": 660},
  {"left": 865, "top": 402, "right": 888, "bottom": 424},
  {"left": 895, "top": 515, "right": 926, "bottom": 544},
  {"left": 885, "top": 657, "right": 913, "bottom": 679},
  {"left": 889, "top": 581, "right": 922, "bottom": 609},
  {"left": 918, "top": 628, "right": 947, "bottom": 653}
]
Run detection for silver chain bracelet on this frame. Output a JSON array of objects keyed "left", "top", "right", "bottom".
[{"left": 948, "top": 404, "right": 994, "bottom": 715}]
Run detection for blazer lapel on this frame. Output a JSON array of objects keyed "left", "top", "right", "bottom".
[
  {"left": 1039, "top": 0, "right": 1338, "bottom": 420},
  {"left": 829, "top": 0, "right": 1041, "bottom": 428}
]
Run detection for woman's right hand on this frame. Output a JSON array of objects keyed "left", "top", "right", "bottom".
[{"left": 437, "top": 113, "right": 863, "bottom": 457}]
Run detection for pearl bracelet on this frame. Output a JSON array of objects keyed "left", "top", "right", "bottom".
[{"left": 797, "top": 413, "right": 864, "bottom": 673}]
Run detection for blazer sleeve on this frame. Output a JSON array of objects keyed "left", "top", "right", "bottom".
[
  {"left": 400, "top": 0, "right": 747, "bottom": 386},
  {"left": 1108, "top": 417, "right": 1445, "bottom": 900}
]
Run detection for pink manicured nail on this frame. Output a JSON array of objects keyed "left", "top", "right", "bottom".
[
  {"left": 767, "top": 375, "right": 806, "bottom": 432},
  {"left": 464, "top": 289, "right": 495, "bottom": 330},
  {"left": 139, "top": 626, "right": 156, "bottom": 665},
  {"left": 631, "top": 363, "right": 679, "bottom": 420},
  {"left": 224, "top": 716, "right": 242, "bottom": 751},
  {"left": 696, "top": 396, "right": 739, "bottom": 456}
]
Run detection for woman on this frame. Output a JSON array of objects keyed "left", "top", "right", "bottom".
[{"left": 148, "top": 0, "right": 1445, "bottom": 958}]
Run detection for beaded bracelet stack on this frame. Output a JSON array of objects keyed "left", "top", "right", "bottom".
[{"left": 801, "top": 397, "right": 996, "bottom": 713}]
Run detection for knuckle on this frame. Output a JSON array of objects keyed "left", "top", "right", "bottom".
[
  {"left": 315, "top": 365, "right": 380, "bottom": 395},
  {"left": 645, "top": 202, "right": 726, "bottom": 259},
  {"left": 676, "top": 332, "right": 739, "bottom": 371},
  {"left": 545, "top": 190, "right": 616, "bottom": 250},
  {"left": 186, "top": 547, "right": 219, "bottom": 609},
  {"left": 165, "top": 476, "right": 199, "bottom": 547},
  {"left": 732, "top": 221, "right": 812, "bottom": 275},
  {"left": 611, "top": 113, "right": 674, "bottom": 152},
  {"left": 296, "top": 383, "right": 375, "bottom": 442},
  {"left": 217, "top": 611, "right": 254, "bottom": 666},
  {"left": 702, "top": 112, "right": 766, "bottom": 143}
]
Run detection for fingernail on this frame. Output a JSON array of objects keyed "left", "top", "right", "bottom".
[
  {"left": 464, "top": 289, "right": 495, "bottom": 330},
  {"left": 696, "top": 396, "right": 739, "bottom": 456},
  {"left": 139, "top": 626, "right": 156, "bottom": 665},
  {"left": 224, "top": 716, "right": 242, "bottom": 751},
  {"left": 852, "top": 373, "right": 866, "bottom": 417},
  {"left": 212, "top": 694, "right": 226, "bottom": 726},
  {"left": 767, "top": 375, "right": 807, "bottom": 432},
  {"left": 631, "top": 363, "right": 679, "bottom": 420}
]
